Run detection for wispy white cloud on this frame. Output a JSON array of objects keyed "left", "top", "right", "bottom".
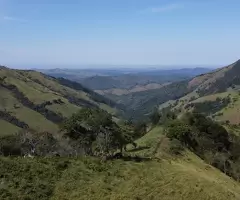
[
  {"left": 140, "top": 3, "right": 183, "bottom": 14},
  {"left": 3, "top": 16, "right": 27, "bottom": 22},
  {"left": 151, "top": 4, "right": 183, "bottom": 13}
]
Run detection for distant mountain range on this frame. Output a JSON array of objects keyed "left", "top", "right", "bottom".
[{"left": 37, "top": 67, "right": 213, "bottom": 90}]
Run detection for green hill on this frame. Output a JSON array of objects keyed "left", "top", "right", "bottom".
[
  {"left": 2, "top": 63, "right": 240, "bottom": 200},
  {"left": 0, "top": 66, "right": 121, "bottom": 136},
  {"left": 158, "top": 60, "right": 240, "bottom": 125}
]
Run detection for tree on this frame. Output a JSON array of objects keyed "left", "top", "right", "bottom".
[
  {"left": 149, "top": 109, "right": 161, "bottom": 125},
  {"left": 61, "top": 108, "right": 130, "bottom": 156},
  {"left": 164, "top": 119, "right": 197, "bottom": 149},
  {"left": 0, "top": 134, "right": 22, "bottom": 156},
  {"left": 133, "top": 121, "right": 147, "bottom": 137}
]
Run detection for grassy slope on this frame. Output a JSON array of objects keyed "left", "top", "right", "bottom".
[
  {"left": 158, "top": 61, "right": 240, "bottom": 124},
  {"left": 1, "top": 127, "right": 240, "bottom": 200},
  {"left": 0, "top": 120, "right": 21, "bottom": 137},
  {"left": 0, "top": 85, "right": 59, "bottom": 133},
  {"left": 161, "top": 91, "right": 240, "bottom": 124},
  {"left": 0, "top": 68, "right": 117, "bottom": 135},
  {"left": 216, "top": 93, "right": 240, "bottom": 124}
]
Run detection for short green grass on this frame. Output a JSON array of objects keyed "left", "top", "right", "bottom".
[
  {"left": 213, "top": 92, "right": 240, "bottom": 124},
  {"left": 0, "top": 85, "right": 59, "bottom": 133},
  {"left": 192, "top": 91, "right": 233, "bottom": 103},
  {"left": 0, "top": 120, "right": 21, "bottom": 137},
  {"left": 1, "top": 151, "right": 240, "bottom": 200},
  {"left": 12, "top": 106, "right": 59, "bottom": 133},
  {"left": 46, "top": 103, "right": 81, "bottom": 118},
  {"left": 99, "top": 103, "right": 118, "bottom": 115},
  {"left": 0, "top": 68, "right": 119, "bottom": 135},
  {"left": 52, "top": 157, "right": 240, "bottom": 200},
  {"left": 1, "top": 127, "right": 240, "bottom": 200}
]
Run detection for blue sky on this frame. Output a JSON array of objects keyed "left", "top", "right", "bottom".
[{"left": 0, "top": 0, "right": 240, "bottom": 68}]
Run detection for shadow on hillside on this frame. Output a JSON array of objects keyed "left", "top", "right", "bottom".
[
  {"left": 121, "top": 155, "right": 152, "bottom": 162},
  {"left": 107, "top": 153, "right": 152, "bottom": 162},
  {"left": 127, "top": 146, "right": 150, "bottom": 152}
]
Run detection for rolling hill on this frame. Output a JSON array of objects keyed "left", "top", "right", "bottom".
[
  {"left": 2, "top": 62, "right": 240, "bottom": 200},
  {"left": 101, "top": 60, "right": 240, "bottom": 121},
  {"left": 0, "top": 66, "right": 122, "bottom": 136},
  {"left": 158, "top": 59, "right": 240, "bottom": 124},
  {"left": 78, "top": 68, "right": 212, "bottom": 90},
  {"left": 40, "top": 67, "right": 212, "bottom": 91}
]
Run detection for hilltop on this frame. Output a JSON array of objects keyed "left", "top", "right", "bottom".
[{"left": 0, "top": 66, "right": 122, "bottom": 136}]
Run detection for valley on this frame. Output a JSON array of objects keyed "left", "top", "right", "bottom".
[
  {"left": 1, "top": 1, "right": 240, "bottom": 199},
  {"left": 1, "top": 60, "right": 240, "bottom": 200}
]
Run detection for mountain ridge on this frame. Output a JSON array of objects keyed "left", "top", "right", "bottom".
[{"left": 99, "top": 59, "right": 240, "bottom": 121}]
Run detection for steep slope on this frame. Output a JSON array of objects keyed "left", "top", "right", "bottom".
[
  {"left": 158, "top": 60, "right": 240, "bottom": 124},
  {"left": 0, "top": 66, "right": 121, "bottom": 135},
  {"left": 2, "top": 127, "right": 240, "bottom": 200}
]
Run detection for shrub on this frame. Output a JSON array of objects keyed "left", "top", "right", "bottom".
[
  {"left": 165, "top": 120, "right": 197, "bottom": 149},
  {"left": 169, "top": 139, "right": 184, "bottom": 155}
]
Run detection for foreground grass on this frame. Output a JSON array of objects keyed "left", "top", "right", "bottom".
[
  {"left": 1, "top": 127, "right": 240, "bottom": 200},
  {"left": 1, "top": 155, "right": 240, "bottom": 200},
  {"left": 52, "top": 157, "right": 240, "bottom": 200}
]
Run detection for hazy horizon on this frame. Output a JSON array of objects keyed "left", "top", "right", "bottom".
[{"left": 8, "top": 64, "right": 221, "bottom": 70}]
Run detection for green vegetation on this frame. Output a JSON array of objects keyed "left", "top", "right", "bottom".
[
  {"left": 0, "top": 120, "right": 21, "bottom": 137},
  {"left": 2, "top": 61, "right": 240, "bottom": 200},
  {"left": 164, "top": 113, "right": 240, "bottom": 181},
  {"left": 185, "top": 96, "right": 231, "bottom": 115},
  {"left": 103, "top": 60, "right": 240, "bottom": 122},
  {"left": 116, "top": 80, "right": 191, "bottom": 120},
  {"left": 0, "top": 67, "right": 121, "bottom": 136},
  {"left": 2, "top": 126, "right": 240, "bottom": 200}
]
